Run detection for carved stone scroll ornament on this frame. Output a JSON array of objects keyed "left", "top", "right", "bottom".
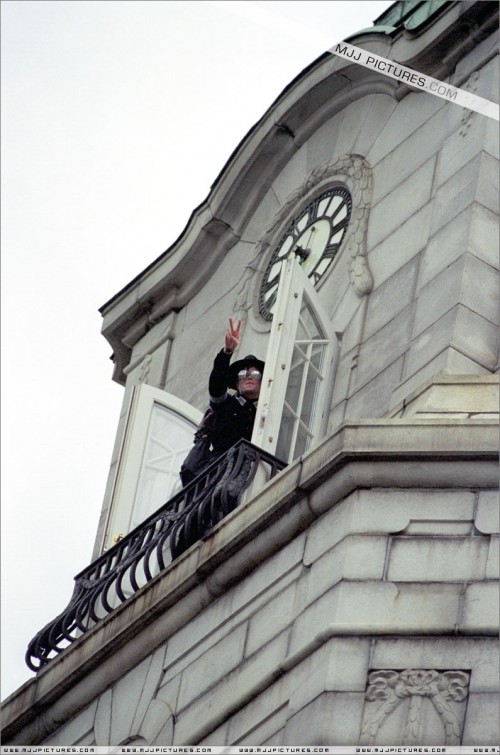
[
  {"left": 360, "top": 669, "right": 470, "bottom": 746},
  {"left": 234, "top": 154, "right": 374, "bottom": 318}
]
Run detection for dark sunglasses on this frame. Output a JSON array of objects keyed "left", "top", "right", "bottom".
[{"left": 237, "top": 369, "right": 262, "bottom": 381}]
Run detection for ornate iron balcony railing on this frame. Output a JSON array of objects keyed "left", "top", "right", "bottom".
[{"left": 26, "top": 440, "right": 286, "bottom": 672}]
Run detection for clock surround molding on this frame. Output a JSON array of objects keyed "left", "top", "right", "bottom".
[{"left": 235, "top": 153, "right": 374, "bottom": 327}]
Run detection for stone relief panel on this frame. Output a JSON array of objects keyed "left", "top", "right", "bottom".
[
  {"left": 359, "top": 669, "right": 470, "bottom": 746},
  {"left": 94, "top": 647, "right": 173, "bottom": 746},
  {"left": 44, "top": 646, "right": 174, "bottom": 746},
  {"left": 138, "top": 354, "right": 152, "bottom": 384}
]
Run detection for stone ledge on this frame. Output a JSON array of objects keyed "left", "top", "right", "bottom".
[
  {"left": 1, "top": 419, "right": 498, "bottom": 744},
  {"left": 389, "top": 373, "right": 499, "bottom": 418}
]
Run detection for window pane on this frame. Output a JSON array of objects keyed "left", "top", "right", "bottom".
[
  {"left": 300, "top": 299, "right": 324, "bottom": 340},
  {"left": 277, "top": 296, "right": 328, "bottom": 463},
  {"left": 296, "top": 316, "right": 309, "bottom": 341},
  {"left": 295, "top": 422, "right": 312, "bottom": 458},
  {"left": 300, "top": 361, "right": 323, "bottom": 429},
  {"left": 276, "top": 403, "right": 295, "bottom": 463},
  {"left": 286, "top": 347, "right": 306, "bottom": 414},
  {"left": 310, "top": 342, "right": 326, "bottom": 376},
  {"left": 132, "top": 404, "right": 195, "bottom": 527}
]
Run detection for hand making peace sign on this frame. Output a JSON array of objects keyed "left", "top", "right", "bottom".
[{"left": 225, "top": 318, "right": 241, "bottom": 354}]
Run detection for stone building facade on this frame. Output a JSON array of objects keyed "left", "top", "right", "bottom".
[{"left": 2, "top": 0, "right": 498, "bottom": 747}]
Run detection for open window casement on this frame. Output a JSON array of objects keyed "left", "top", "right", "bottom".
[
  {"left": 252, "top": 256, "right": 338, "bottom": 464},
  {"left": 102, "top": 385, "right": 202, "bottom": 552}
]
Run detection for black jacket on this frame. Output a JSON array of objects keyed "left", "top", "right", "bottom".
[{"left": 209, "top": 350, "right": 257, "bottom": 454}]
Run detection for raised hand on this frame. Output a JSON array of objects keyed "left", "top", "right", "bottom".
[{"left": 224, "top": 318, "right": 241, "bottom": 354}]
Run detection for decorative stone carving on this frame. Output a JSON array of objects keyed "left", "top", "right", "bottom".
[
  {"left": 360, "top": 669, "right": 470, "bottom": 746},
  {"left": 234, "top": 154, "right": 374, "bottom": 320},
  {"left": 138, "top": 354, "right": 152, "bottom": 384}
]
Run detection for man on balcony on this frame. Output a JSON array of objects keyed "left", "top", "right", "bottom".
[
  {"left": 209, "top": 318, "right": 265, "bottom": 455},
  {"left": 180, "top": 319, "right": 265, "bottom": 486}
]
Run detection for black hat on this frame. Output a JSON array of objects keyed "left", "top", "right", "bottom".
[{"left": 228, "top": 354, "right": 265, "bottom": 390}]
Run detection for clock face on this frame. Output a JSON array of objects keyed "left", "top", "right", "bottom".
[{"left": 258, "top": 186, "right": 352, "bottom": 320}]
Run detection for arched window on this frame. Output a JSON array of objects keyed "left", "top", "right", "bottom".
[{"left": 252, "top": 257, "right": 338, "bottom": 464}]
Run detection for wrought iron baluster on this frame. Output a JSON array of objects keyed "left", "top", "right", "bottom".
[{"left": 25, "top": 440, "right": 286, "bottom": 671}]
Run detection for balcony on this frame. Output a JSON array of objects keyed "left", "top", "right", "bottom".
[{"left": 25, "top": 440, "right": 286, "bottom": 672}]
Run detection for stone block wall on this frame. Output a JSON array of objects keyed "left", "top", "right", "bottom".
[
  {"left": 33, "top": 458, "right": 498, "bottom": 746},
  {"left": 329, "top": 48, "right": 498, "bottom": 425}
]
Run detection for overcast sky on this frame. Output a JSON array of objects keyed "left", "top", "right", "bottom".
[{"left": 1, "top": 0, "right": 394, "bottom": 701}]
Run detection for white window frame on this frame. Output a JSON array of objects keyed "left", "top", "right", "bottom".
[
  {"left": 251, "top": 256, "right": 338, "bottom": 463},
  {"left": 102, "top": 385, "right": 202, "bottom": 552}
]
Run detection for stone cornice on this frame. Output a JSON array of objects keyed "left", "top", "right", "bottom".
[{"left": 2, "top": 419, "right": 498, "bottom": 743}]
